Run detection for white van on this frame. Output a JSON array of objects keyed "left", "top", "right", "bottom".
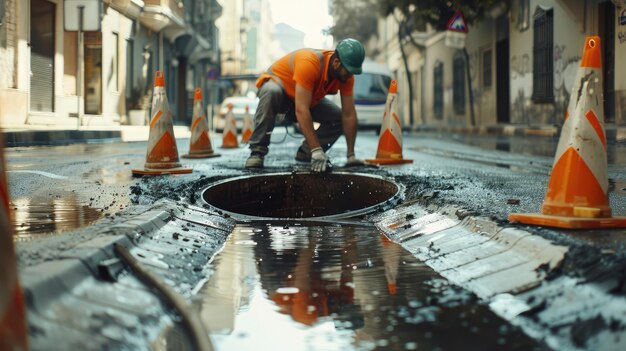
[{"left": 330, "top": 59, "right": 393, "bottom": 130}]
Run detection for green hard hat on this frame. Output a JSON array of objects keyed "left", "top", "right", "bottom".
[{"left": 335, "top": 38, "right": 365, "bottom": 75}]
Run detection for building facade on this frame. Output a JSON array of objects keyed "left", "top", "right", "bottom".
[
  {"left": 372, "top": 0, "right": 626, "bottom": 129},
  {"left": 0, "top": 0, "right": 221, "bottom": 128}
]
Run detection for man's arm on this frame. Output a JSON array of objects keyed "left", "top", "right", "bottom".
[
  {"left": 295, "top": 84, "right": 321, "bottom": 150},
  {"left": 340, "top": 94, "right": 358, "bottom": 156}
]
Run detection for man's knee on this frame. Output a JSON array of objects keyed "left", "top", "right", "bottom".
[{"left": 259, "top": 81, "right": 284, "bottom": 101}]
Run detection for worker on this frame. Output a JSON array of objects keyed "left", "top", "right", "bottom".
[{"left": 244, "top": 38, "right": 366, "bottom": 172}]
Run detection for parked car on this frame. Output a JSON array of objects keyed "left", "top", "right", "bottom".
[
  {"left": 213, "top": 96, "right": 259, "bottom": 132},
  {"left": 329, "top": 59, "right": 393, "bottom": 131}
]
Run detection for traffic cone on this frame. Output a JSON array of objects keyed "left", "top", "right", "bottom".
[
  {"left": 182, "top": 88, "right": 220, "bottom": 159},
  {"left": 241, "top": 105, "right": 253, "bottom": 144},
  {"left": 509, "top": 36, "right": 626, "bottom": 229},
  {"left": 366, "top": 80, "right": 413, "bottom": 165},
  {"left": 132, "top": 70, "right": 192, "bottom": 176},
  {"left": 0, "top": 134, "right": 29, "bottom": 350},
  {"left": 221, "top": 103, "right": 239, "bottom": 148}
]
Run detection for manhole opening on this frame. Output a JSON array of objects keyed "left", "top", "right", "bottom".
[{"left": 201, "top": 172, "right": 403, "bottom": 220}]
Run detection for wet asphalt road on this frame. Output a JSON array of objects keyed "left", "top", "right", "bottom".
[
  {"left": 6, "top": 128, "right": 626, "bottom": 350},
  {"left": 8, "top": 129, "right": 626, "bottom": 248}
]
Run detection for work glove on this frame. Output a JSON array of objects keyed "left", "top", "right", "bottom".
[
  {"left": 345, "top": 152, "right": 366, "bottom": 167},
  {"left": 310, "top": 147, "right": 331, "bottom": 173}
]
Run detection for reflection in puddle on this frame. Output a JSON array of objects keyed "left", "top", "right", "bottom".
[
  {"left": 83, "top": 166, "right": 134, "bottom": 185},
  {"left": 11, "top": 193, "right": 102, "bottom": 239},
  {"left": 192, "top": 223, "right": 542, "bottom": 351}
]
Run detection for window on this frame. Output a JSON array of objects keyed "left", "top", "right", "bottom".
[
  {"left": 112, "top": 32, "right": 119, "bottom": 91},
  {"left": 434, "top": 62, "right": 443, "bottom": 119},
  {"left": 532, "top": 8, "right": 554, "bottom": 102},
  {"left": 453, "top": 54, "right": 465, "bottom": 114},
  {"left": 1, "top": 0, "right": 6, "bottom": 46},
  {"left": 125, "top": 39, "right": 133, "bottom": 99},
  {"left": 0, "top": 0, "right": 5, "bottom": 27},
  {"left": 482, "top": 48, "right": 492, "bottom": 88}
]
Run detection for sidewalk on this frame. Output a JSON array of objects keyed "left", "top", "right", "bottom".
[
  {"left": 408, "top": 123, "right": 626, "bottom": 142},
  {"left": 3, "top": 122, "right": 626, "bottom": 148},
  {"left": 2, "top": 125, "right": 192, "bottom": 147}
]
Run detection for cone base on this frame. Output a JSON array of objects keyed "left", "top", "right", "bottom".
[
  {"left": 509, "top": 212, "right": 626, "bottom": 229},
  {"left": 132, "top": 167, "right": 193, "bottom": 176},
  {"left": 182, "top": 152, "right": 220, "bottom": 159},
  {"left": 220, "top": 145, "right": 239, "bottom": 149},
  {"left": 365, "top": 158, "right": 413, "bottom": 165}
]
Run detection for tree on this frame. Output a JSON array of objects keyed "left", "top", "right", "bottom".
[
  {"left": 325, "top": 0, "right": 379, "bottom": 44},
  {"left": 380, "top": 0, "right": 507, "bottom": 31},
  {"left": 380, "top": 0, "right": 509, "bottom": 126}
]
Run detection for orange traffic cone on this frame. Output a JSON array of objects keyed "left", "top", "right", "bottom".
[
  {"left": 221, "top": 103, "right": 239, "bottom": 148},
  {"left": 132, "top": 71, "right": 192, "bottom": 175},
  {"left": 0, "top": 135, "right": 28, "bottom": 350},
  {"left": 509, "top": 36, "right": 626, "bottom": 229},
  {"left": 241, "top": 105, "right": 253, "bottom": 144},
  {"left": 366, "top": 80, "right": 412, "bottom": 165},
  {"left": 182, "top": 88, "right": 220, "bottom": 159}
]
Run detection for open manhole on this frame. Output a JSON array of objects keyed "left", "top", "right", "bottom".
[{"left": 201, "top": 172, "right": 403, "bottom": 220}]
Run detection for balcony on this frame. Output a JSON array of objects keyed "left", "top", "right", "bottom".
[
  {"left": 104, "top": 0, "right": 145, "bottom": 19},
  {"left": 139, "top": 0, "right": 185, "bottom": 32}
]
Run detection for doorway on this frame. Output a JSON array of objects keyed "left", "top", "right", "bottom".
[
  {"left": 84, "top": 32, "right": 102, "bottom": 115},
  {"left": 30, "top": 0, "right": 55, "bottom": 112},
  {"left": 496, "top": 38, "right": 510, "bottom": 123}
]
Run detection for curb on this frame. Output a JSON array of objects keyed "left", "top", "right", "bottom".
[
  {"left": 2, "top": 125, "right": 192, "bottom": 147},
  {"left": 19, "top": 199, "right": 235, "bottom": 349},
  {"left": 3, "top": 130, "right": 122, "bottom": 147}
]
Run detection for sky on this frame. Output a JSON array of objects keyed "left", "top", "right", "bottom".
[{"left": 267, "top": 0, "right": 334, "bottom": 49}]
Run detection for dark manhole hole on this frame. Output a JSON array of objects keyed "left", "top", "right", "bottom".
[{"left": 201, "top": 172, "right": 403, "bottom": 220}]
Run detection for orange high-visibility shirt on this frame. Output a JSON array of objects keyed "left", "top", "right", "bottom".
[{"left": 256, "top": 49, "right": 354, "bottom": 107}]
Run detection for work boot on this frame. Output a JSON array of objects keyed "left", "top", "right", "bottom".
[
  {"left": 295, "top": 146, "right": 310, "bottom": 162},
  {"left": 245, "top": 153, "right": 264, "bottom": 169}
]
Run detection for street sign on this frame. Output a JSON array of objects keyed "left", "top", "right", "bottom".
[
  {"left": 64, "top": 0, "right": 102, "bottom": 31},
  {"left": 445, "top": 31, "right": 467, "bottom": 49},
  {"left": 445, "top": 10, "right": 468, "bottom": 49},
  {"left": 446, "top": 10, "right": 468, "bottom": 33}
]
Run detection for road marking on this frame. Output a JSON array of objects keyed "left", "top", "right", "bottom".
[{"left": 8, "top": 170, "right": 68, "bottom": 179}]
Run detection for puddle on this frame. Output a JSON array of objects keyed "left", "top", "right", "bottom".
[
  {"left": 83, "top": 167, "right": 134, "bottom": 185},
  {"left": 190, "top": 223, "right": 543, "bottom": 351},
  {"left": 11, "top": 194, "right": 102, "bottom": 240}
]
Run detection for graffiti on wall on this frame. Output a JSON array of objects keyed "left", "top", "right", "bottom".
[
  {"left": 511, "top": 54, "right": 530, "bottom": 79},
  {"left": 618, "top": 31, "right": 626, "bottom": 45},
  {"left": 509, "top": 45, "right": 582, "bottom": 124},
  {"left": 554, "top": 45, "right": 580, "bottom": 121},
  {"left": 510, "top": 53, "right": 532, "bottom": 123}
]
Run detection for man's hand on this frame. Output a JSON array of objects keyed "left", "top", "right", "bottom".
[
  {"left": 310, "top": 147, "right": 331, "bottom": 173},
  {"left": 345, "top": 153, "right": 365, "bottom": 167}
]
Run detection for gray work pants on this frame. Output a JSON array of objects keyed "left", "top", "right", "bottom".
[{"left": 248, "top": 80, "right": 343, "bottom": 156}]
